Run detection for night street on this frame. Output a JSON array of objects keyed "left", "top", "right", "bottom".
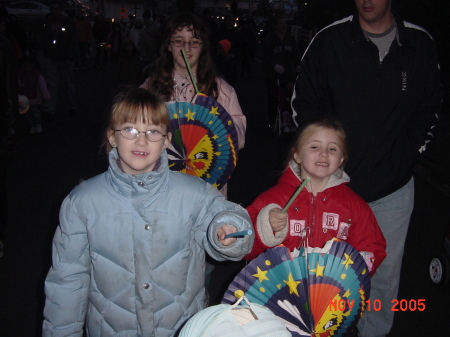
[{"left": 1, "top": 17, "right": 450, "bottom": 336}]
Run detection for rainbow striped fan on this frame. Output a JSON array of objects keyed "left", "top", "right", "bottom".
[
  {"left": 222, "top": 238, "right": 371, "bottom": 336},
  {"left": 166, "top": 94, "right": 238, "bottom": 190}
]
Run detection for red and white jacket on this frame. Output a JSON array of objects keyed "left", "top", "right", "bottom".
[{"left": 246, "top": 161, "right": 386, "bottom": 276}]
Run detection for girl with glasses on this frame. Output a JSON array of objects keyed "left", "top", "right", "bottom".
[
  {"left": 141, "top": 12, "right": 247, "bottom": 198},
  {"left": 42, "top": 87, "right": 254, "bottom": 337}
]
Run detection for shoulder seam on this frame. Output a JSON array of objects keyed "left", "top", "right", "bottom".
[
  {"left": 403, "top": 21, "right": 434, "bottom": 40},
  {"left": 301, "top": 15, "right": 354, "bottom": 60}
]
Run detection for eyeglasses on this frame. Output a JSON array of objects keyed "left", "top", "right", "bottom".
[
  {"left": 170, "top": 39, "right": 203, "bottom": 48},
  {"left": 115, "top": 127, "right": 167, "bottom": 142}
]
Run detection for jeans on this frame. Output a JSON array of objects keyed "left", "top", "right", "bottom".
[{"left": 357, "top": 177, "right": 414, "bottom": 337}]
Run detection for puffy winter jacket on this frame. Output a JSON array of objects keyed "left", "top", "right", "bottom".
[
  {"left": 43, "top": 149, "right": 254, "bottom": 337},
  {"left": 246, "top": 161, "right": 386, "bottom": 276}
]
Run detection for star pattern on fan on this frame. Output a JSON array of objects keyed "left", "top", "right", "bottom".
[
  {"left": 210, "top": 106, "right": 220, "bottom": 115},
  {"left": 284, "top": 273, "right": 301, "bottom": 296},
  {"left": 253, "top": 267, "right": 269, "bottom": 283},
  {"left": 184, "top": 109, "right": 195, "bottom": 121},
  {"left": 342, "top": 253, "right": 355, "bottom": 269},
  {"left": 223, "top": 239, "right": 371, "bottom": 336},
  {"left": 311, "top": 262, "right": 325, "bottom": 277}
]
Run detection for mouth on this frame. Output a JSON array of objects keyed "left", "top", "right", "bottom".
[
  {"left": 315, "top": 162, "right": 329, "bottom": 167},
  {"left": 132, "top": 151, "right": 148, "bottom": 156},
  {"left": 362, "top": 6, "right": 374, "bottom": 12}
]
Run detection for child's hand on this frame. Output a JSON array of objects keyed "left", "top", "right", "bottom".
[
  {"left": 269, "top": 208, "right": 288, "bottom": 232},
  {"left": 217, "top": 224, "right": 237, "bottom": 246}
]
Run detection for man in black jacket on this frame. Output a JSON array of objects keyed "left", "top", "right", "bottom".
[{"left": 291, "top": 1, "right": 442, "bottom": 336}]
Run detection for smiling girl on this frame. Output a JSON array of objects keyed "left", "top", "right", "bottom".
[
  {"left": 141, "top": 12, "right": 246, "bottom": 197},
  {"left": 245, "top": 117, "right": 386, "bottom": 277},
  {"left": 42, "top": 87, "right": 254, "bottom": 337}
]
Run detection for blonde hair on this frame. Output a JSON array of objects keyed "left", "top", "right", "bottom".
[
  {"left": 103, "top": 87, "right": 170, "bottom": 153},
  {"left": 288, "top": 116, "right": 348, "bottom": 170}
]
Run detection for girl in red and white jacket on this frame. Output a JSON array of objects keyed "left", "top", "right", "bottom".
[{"left": 246, "top": 117, "right": 386, "bottom": 276}]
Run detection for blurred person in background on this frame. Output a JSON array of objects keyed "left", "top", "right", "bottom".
[
  {"left": 18, "top": 55, "right": 51, "bottom": 134},
  {"left": 263, "top": 15, "right": 300, "bottom": 129},
  {"left": 217, "top": 14, "right": 241, "bottom": 86},
  {"left": 40, "top": 0, "right": 77, "bottom": 118},
  {"left": 138, "top": 10, "right": 161, "bottom": 77},
  {"left": 107, "top": 21, "right": 126, "bottom": 63},
  {"left": 129, "top": 18, "right": 144, "bottom": 48},
  {"left": 92, "top": 12, "right": 110, "bottom": 68},
  {"left": 115, "top": 38, "right": 141, "bottom": 87},
  {"left": 239, "top": 18, "right": 257, "bottom": 79},
  {"left": 0, "top": 13, "right": 18, "bottom": 258},
  {"left": 74, "top": 10, "right": 93, "bottom": 70}
]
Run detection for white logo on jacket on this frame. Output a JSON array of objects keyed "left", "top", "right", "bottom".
[
  {"left": 402, "top": 71, "right": 407, "bottom": 91},
  {"left": 290, "top": 219, "right": 306, "bottom": 236},
  {"left": 322, "top": 212, "right": 339, "bottom": 230}
]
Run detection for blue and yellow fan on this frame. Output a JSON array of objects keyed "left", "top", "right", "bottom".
[
  {"left": 166, "top": 94, "right": 238, "bottom": 190},
  {"left": 222, "top": 238, "right": 371, "bottom": 336}
]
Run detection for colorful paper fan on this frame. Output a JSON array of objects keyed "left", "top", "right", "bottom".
[
  {"left": 166, "top": 93, "right": 239, "bottom": 190},
  {"left": 222, "top": 238, "right": 371, "bottom": 336}
]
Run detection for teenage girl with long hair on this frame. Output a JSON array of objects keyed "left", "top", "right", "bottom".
[{"left": 141, "top": 12, "right": 246, "bottom": 197}]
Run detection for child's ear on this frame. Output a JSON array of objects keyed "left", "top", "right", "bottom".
[
  {"left": 293, "top": 151, "right": 301, "bottom": 164},
  {"left": 164, "top": 132, "right": 172, "bottom": 149},
  {"left": 107, "top": 130, "right": 117, "bottom": 148}
]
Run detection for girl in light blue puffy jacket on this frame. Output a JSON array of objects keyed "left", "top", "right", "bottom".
[{"left": 42, "top": 87, "right": 254, "bottom": 337}]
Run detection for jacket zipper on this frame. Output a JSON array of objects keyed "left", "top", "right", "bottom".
[{"left": 310, "top": 195, "right": 317, "bottom": 240}]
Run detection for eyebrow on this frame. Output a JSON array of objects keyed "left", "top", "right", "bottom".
[
  {"left": 171, "top": 36, "right": 201, "bottom": 40},
  {"left": 308, "top": 140, "right": 341, "bottom": 146}
]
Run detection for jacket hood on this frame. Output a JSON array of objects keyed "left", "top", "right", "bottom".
[{"left": 281, "top": 160, "right": 350, "bottom": 193}]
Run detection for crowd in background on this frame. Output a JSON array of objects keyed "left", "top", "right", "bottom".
[{"left": 1, "top": 2, "right": 308, "bottom": 136}]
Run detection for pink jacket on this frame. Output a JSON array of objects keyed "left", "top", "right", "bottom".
[
  {"left": 141, "top": 72, "right": 246, "bottom": 149},
  {"left": 18, "top": 72, "right": 51, "bottom": 105}
]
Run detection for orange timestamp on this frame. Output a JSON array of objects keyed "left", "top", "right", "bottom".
[{"left": 328, "top": 299, "right": 426, "bottom": 312}]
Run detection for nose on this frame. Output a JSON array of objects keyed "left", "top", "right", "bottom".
[
  {"left": 182, "top": 42, "right": 192, "bottom": 51},
  {"left": 320, "top": 149, "right": 328, "bottom": 157},
  {"left": 135, "top": 132, "right": 148, "bottom": 146}
]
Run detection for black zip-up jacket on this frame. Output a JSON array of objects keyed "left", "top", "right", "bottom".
[{"left": 292, "top": 12, "right": 442, "bottom": 202}]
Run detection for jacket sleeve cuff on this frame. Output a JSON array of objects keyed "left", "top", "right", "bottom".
[
  {"left": 257, "top": 203, "right": 288, "bottom": 247},
  {"left": 359, "top": 251, "right": 374, "bottom": 273},
  {"left": 207, "top": 209, "right": 254, "bottom": 261}
]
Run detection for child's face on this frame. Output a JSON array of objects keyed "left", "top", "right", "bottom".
[
  {"left": 293, "top": 127, "right": 344, "bottom": 184},
  {"left": 169, "top": 26, "right": 203, "bottom": 76},
  {"left": 108, "top": 120, "right": 171, "bottom": 175}
]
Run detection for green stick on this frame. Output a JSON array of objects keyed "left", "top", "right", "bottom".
[
  {"left": 181, "top": 49, "right": 199, "bottom": 95},
  {"left": 281, "top": 177, "right": 310, "bottom": 214}
]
